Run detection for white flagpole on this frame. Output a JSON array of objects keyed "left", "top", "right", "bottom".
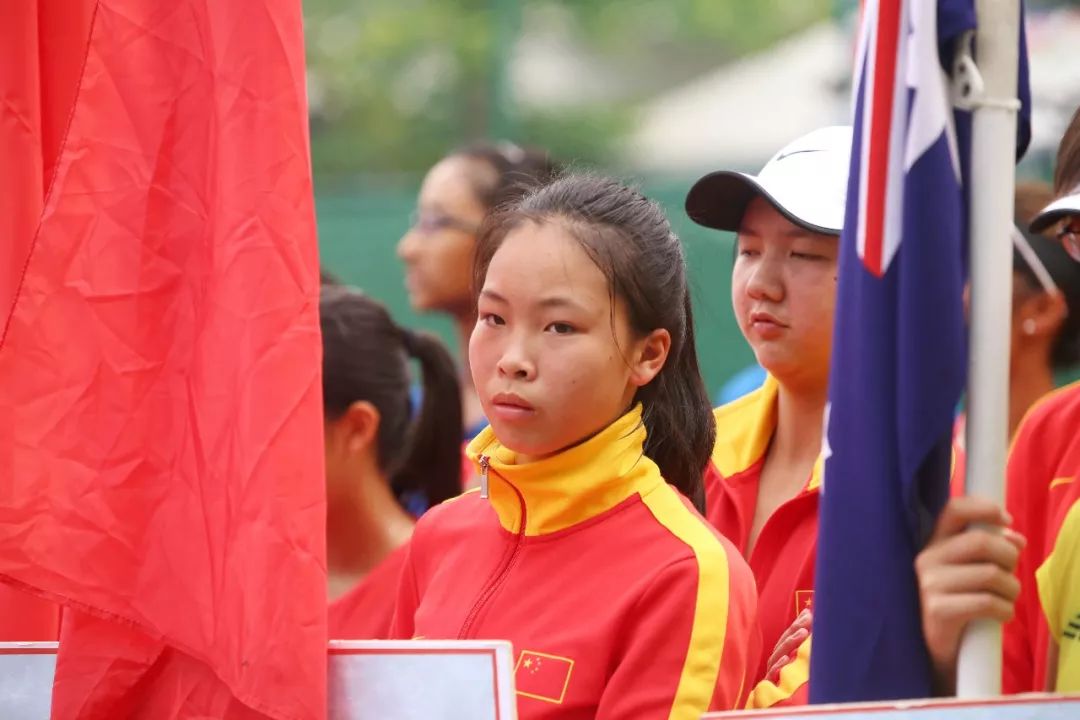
[{"left": 957, "top": 0, "right": 1021, "bottom": 699}]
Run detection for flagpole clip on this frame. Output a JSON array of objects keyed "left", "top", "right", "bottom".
[{"left": 950, "top": 30, "right": 1021, "bottom": 112}]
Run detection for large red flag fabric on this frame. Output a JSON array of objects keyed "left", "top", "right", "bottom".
[
  {"left": 0, "top": 0, "right": 93, "bottom": 647},
  {"left": 0, "top": 2, "right": 326, "bottom": 718}
]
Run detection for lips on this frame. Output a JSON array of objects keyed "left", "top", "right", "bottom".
[
  {"left": 490, "top": 391, "right": 536, "bottom": 421},
  {"left": 749, "top": 310, "right": 788, "bottom": 338}
]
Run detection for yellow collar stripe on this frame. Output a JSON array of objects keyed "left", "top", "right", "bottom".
[{"left": 466, "top": 404, "right": 663, "bottom": 535}]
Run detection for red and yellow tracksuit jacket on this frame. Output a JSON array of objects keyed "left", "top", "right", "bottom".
[
  {"left": 1003, "top": 380, "right": 1080, "bottom": 693},
  {"left": 703, "top": 376, "right": 817, "bottom": 708},
  {"left": 328, "top": 543, "right": 409, "bottom": 640},
  {"left": 1036, "top": 479, "right": 1080, "bottom": 692},
  {"left": 391, "top": 405, "right": 761, "bottom": 720}
]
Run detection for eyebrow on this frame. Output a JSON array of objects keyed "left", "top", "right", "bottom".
[
  {"left": 737, "top": 226, "right": 831, "bottom": 241},
  {"left": 479, "top": 288, "right": 588, "bottom": 312}
]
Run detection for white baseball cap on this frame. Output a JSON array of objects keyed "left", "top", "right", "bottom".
[
  {"left": 1029, "top": 185, "right": 1080, "bottom": 233},
  {"left": 685, "top": 126, "right": 853, "bottom": 235}
]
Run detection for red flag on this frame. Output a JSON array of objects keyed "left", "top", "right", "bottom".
[
  {"left": 0, "top": 0, "right": 93, "bottom": 642},
  {"left": 0, "top": 2, "right": 326, "bottom": 718}
]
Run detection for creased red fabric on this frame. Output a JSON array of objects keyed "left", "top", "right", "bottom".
[{"left": 0, "top": 2, "right": 326, "bottom": 718}]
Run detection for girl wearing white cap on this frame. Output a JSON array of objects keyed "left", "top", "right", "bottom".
[
  {"left": 686, "top": 127, "right": 1027, "bottom": 704},
  {"left": 685, "top": 126, "right": 851, "bottom": 707}
]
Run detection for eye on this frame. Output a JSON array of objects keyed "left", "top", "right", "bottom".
[
  {"left": 792, "top": 251, "right": 825, "bottom": 261},
  {"left": 545, "top": 322, "right": 575, "bottom": 335},
  {"left": 737, "top": 247, "right": 759, "bottom": 258},
  {"left": 479, "top": 312, "right": 505, "bottom": 327}
]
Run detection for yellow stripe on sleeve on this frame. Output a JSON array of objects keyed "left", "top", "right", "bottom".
[{"left": 640, "top": 485, "right": 729, "bottom": 720}]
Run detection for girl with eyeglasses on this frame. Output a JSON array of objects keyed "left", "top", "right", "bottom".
[{"left": 397, "top": 144, "right": 560, "bottom": 442}]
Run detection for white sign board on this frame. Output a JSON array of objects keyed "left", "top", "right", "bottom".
[
  {"left": 704, "top": 694, "right": 1080, "bottom": 720},
  {"left": 0, "top": 643, "right": 55, "bottom": 719},
  {"left": 329, "top": 640, "right": 517, "bottom": 720},
  {"left": 0, "top": 640, "right": 517, "bottom": 720}
]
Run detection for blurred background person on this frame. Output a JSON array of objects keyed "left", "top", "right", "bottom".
[
  {"left": 320, "top": 285, "right": 462, "bottom": 638},
  {"left": 397, "top": 143, "right": 559, "bottom": 439},
  {"left": 1003, "top": 105, "right": 1080, "bottom": 694},
  {"left": 1001, "top": 181, "right": 1080, "bottom": 435},
  {"left": 953, "top": 181, "right": 1080, "bottom": 474}
]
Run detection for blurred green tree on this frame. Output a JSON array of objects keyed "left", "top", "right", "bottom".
[{"left": 304, "top": 0, "right": 833, "bottom": 181}]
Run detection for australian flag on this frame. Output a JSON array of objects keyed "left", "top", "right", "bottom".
[{"left": 810, "top": 0, "right": 1030, "bottom": 703}]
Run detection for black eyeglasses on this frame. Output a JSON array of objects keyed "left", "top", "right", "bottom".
[{"left": 409, "top": 210, "right": 480, "bottom": 236}]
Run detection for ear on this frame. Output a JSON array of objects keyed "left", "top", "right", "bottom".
[
  {"left": 340, "top": 400, "right": 381, "bottom": 455},
  {"left": 628, "top": 328, "right": 671, "bottom": 388},
  {"left": 1017, "top": 290, "right": 1068, "bottom": 338}
]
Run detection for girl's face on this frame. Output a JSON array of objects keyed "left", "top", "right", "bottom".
[
  {"left": 470, "top": 221, "right": 667, "bottom": 462},
  {"left": 732, "top": 196, "right": 839, "bottom": 392},
  {"left": 397, "top": 156, "right": 490, "bottom": 315}
]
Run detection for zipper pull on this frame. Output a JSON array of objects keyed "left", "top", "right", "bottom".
[{"left": 479, "top": 455, "right": 490, "bottom": 500}]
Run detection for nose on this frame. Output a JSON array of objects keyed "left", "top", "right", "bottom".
[
  {"left": 397, "top": 228, "right": 420, "bottom": 262},
  {"left": 744, "top": 254, "right": 784, "bottom": 303},
  {"left": 496, "top": 334, "right": 537, "bottom": 381}
]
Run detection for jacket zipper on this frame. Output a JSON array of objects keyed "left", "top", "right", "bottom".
[
  {"left": 479, "top": 455, "right": 490, "bottom": 499},
  {"left": 458, "top": 455, "right": 527, "bottom": 639}
]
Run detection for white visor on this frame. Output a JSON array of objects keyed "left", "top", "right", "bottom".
[
  {"left": 686, "top": 126, "right": 853, "bottom": 235},
  {"left": 1029, "top": 187, "right": 1080, "bottom": 233}
]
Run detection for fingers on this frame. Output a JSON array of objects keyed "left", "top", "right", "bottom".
[
  {"left": 917, "top": 527, "right": 1022, "bottom": 577},
  {"left": 917, "top": 562, "right": 1021, "bottom": 604},
  {"left": 764, "top": 609, "right": 813, "bottom": 683},
  {"left": 1003, "top": 527, "right": 1026, "bottom": 551},
  {"left": 922, "top": 592, "right": 1017, "bottom": 629},
  {"left": 916, "top": 496, "right": 1025, "bottom": 686},
  {"left": 767, "top": 625, "right": 809, "bottom": 671},
  {"left": 929, "top": 496, "right": 1011, "bottom": 545},
  {"left": 765, "top": 628, "right": 808, "bottom": 683}
]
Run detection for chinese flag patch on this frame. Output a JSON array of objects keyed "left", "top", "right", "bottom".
[
  {"left": 515, "top": 650, "right": 574, "bottom": 704},
  {"left": 795, "top": 589, "right": 815, "bottom": 616}
]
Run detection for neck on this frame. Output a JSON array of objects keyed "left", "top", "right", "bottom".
[
  {"left": 455, "top": 312, "right": 487, "bottom": 431},
  {"left": 454, "top": 313, "right": 474, "bottom": 386},
  {"left": 771, "top": 380, "right": 828, "bottom": 469},
  {"left": 1009, "top": 349, "right": 1055, "bottom": 438},
  {"left": 325, "top": 467, "right": 414, "bottom": 598}
]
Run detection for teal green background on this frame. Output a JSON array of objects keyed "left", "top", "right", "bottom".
[{"left": 314, "top": 179, "right": 757, "bottom": 400}]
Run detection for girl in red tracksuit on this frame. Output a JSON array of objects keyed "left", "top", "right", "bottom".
[
  {"left": 320, "top": 285, "right": 463, "bottom": 639},
  {"left": 391, "top": 174, "right": 760, "bottom": 719}
]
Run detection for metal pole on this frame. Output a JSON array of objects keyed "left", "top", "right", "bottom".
[{"left": 958, "top": 0, "right": 1021, "bottom": 699}]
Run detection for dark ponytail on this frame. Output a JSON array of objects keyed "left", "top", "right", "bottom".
[
  {"left": 320, "top": 286, "right": 462, "bottom": 510},
  {"left": 393, "top": 327, "right": 464, "bottom": 507},
  {"left": 473, "top": 174, "right": 714, "bottom": 512},
  {"left": 637, "top": 292, "right": 713, "bottom": 512}
]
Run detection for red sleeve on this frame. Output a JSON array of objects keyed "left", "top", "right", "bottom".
[
  {"left": 1003, "top": 414, "right": 1053, "bottom": 694},
  {"left": 387, "top": 541, "right": 421, "bottom": 640},
  {"left": 596, "top": 552, "right": 759, "bottom": 720}
]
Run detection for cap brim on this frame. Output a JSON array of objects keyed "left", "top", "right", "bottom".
[
  {"left": 685, "top": 171, "right": 838, "bottom": 235},
  {"left": 1030, "top": 192, "right": 1080, "bottom": 233}
]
